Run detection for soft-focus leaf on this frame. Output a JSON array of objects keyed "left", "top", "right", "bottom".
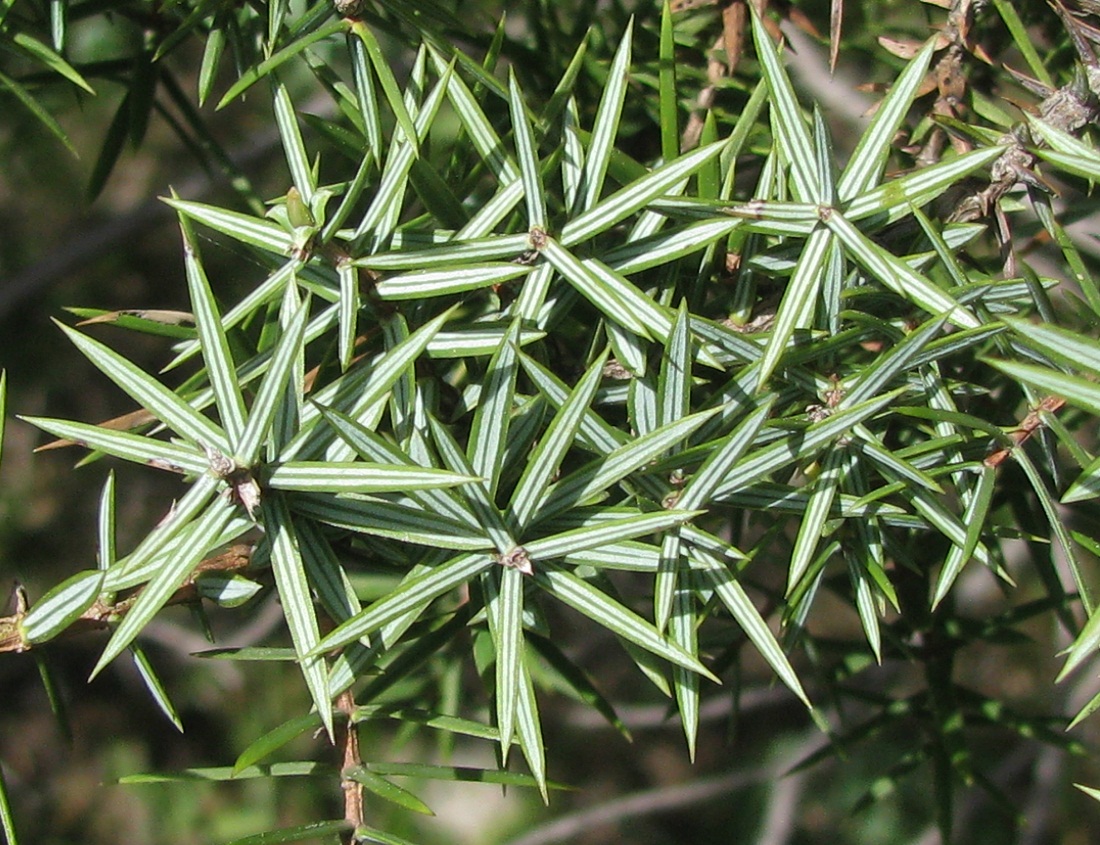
[
  {"left": 220, "top": 820, "right": 353, "bottom": 845},
  {"left": 0, "top": 764, "right": 20, "bottom": 845}
]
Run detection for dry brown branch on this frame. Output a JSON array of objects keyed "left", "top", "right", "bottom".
[{"left": 983, "top": 395, "right": 1067, "bottom": 469}]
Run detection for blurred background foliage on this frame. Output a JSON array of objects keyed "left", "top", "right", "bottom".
[{"left": 3, "top": 1, "right": 1100, "bottom": 844}]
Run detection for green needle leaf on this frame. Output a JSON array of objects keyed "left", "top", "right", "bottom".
[
  {"left": 574, "top": 18, "right": 633, "bottom": 213},
  {"left": 91, "top": 500, "right": 237, "bottom": 678},
  {"left": 267, "top": 462, "right": 478, "bottom": 493},
  {"left": 20, "top": 570, "right": 105, "bottom": 645},
  {"left": 535, "top": 565, "right": 718, "bottom": 682},
  {"left": 262, "top": 494, "right": 333, "bottom": 738},
  {"left": 311, "top": 553, "right": 494, "bottom": 653},
  {"left": 178, "top": 214, "right": 247, "bottom": 445},
  {"left": 54, "top": 323, "right": 227, "bottom": 451},
  {"left": 692, "top": 549, "right": 811, "bottom": 707}
]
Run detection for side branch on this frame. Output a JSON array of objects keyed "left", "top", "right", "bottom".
[{"left": 0, "top": 544, "right": 255, "bottom": 654}]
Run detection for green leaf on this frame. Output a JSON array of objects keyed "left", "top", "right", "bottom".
[
  {"left": 847, "top": 551, "right": 882, "bottom": 663},
  {"left": 1034, "top": 145, "right": 1100, "bottom": 183},
  {"left": 534, "top": 565, "right": 718, "bottom": 681},
  {"left": 427, "top": 325, "right": 546, "bottom": 358},
  {"left": 713, "top": 389, "right": 904, "bottom": 499},
  {"left": 105, "top": 476, "right": 226, "bottom": 592},
  {"left": 515, "top": 661, "right": 547, "bottom": 798},
  {"left": 429, "top": 47, "right": 518, "bottom": 185},
  {"left": 220, "top": 820, "right": 352, "bottom": 845},
  {"left": 509, "top": 70, "right": 547, "bottom": 229},
  {"left": 843, "top": 146, "right": 1005, "bottom": 224},
  {"left": 198, "top": 21, "right": 225, "bottom": 106},
  {"left": 932, "top": 465, "right": 996, "bottom": 608},
  {"left": 193, "top": 572, "right": 263, "bottom": 608},
  {"left": 262, "top": 494, "right": 332, "bottom": 740},
  {"left": 561, "top": 140, "right": 726, "bottom": 246},
  {"left": 267, "top": 462, "right": 477, "bottom": 494},
  {"left": 216, "top": 20, "right": 347, "bottom": 108},
  {"left": 57, "top": 321, "right": 227, "bottom": 450},
  {"left": 92, "top": 500, "right": 237, "bottom": 678},
  {"left": 691, "top": 549, "right": 811, "bottom": 707},
  {"left": 676, "top": 401, "right": 774, "bottom": 510},
  {"left": 348, "top": 20, "right": 420, "bottom": 158},
  {"left": 604, "top": 218, "right": 742, "bottom": 276},
  {"left": 670, "top": 582, "right": 699, "bottom": 759},
  {"left": 427, "top": 413, "right": 516, "bottom": 554},
  {"left": 484, "top": 566, "right": 525, "bottom": 755},
  {"left": 526, "top": 510, "right": 701, "bottom": 562},
  {"left": 0, "top": 762, "right": 21, "bottom": 845},
  {"left": 295, "top": 518, "right": 363, "bottom": 624},
  {"left": 987, "top": 360, "right": 1100, "bottom": 417},
  {"left": 528, "top": 632, "right": 630, "bottom": 738},
  {"left": 193, "top": 647, "right": 301, "bottom": 662},
  {"left": 273, "top": 81, "right": 316, "bottom": 205},
  {"left": 318, "top": 405, "right": 478, "bottom": 527},
  {"left": 336, "top": 261, "right": 358, "bottom": 371},
  {"left": 20, "top": 570, "right": 104, "bottom": 645},
  {"left": 97, "top": 472, "right": 115, "bottom": 571},
  {"left": 787, "top": 446, "right": 846, "bottom": 595},
  {"left": 120, "top": 762, "right": 329, "bottom": 783},
  {"left": 658, "top": 0, "right": 678, "bottom": 163},
  {"left": 163, "top": 198, "right": 296, "bottom": 256},
  {"left": 467, "top": 320, "right": 522, "bottom": 500},
  {"left": 541, "top": 238, "right": 658, "bottom": 338},
  {"left": 288, "top": 307, "right": 454, "bottom": 459},
  {"left": 353, "top": 826, "right": 421, "bottom": 845},
  {"left": 837, "top": 39, "right": 935, "bottom": 200},
  {"left": 824, "top": 211, "right": 979, "bottom": 328},
  {"left": 752, "top": 10, "right": 818, "bottom": 201},
  {"left": 989, "top": 0, "right": 1054, "bottom": 86},
  {"left": 375, "top": 263, "right": 530, "bottom": 300},
  {"left": 1000, "top": 317, "right": 1100, "bottom": 375},
  {"left": 509, "top": 351, "right": 608, "bottom": 528},
  {"left": 131, "top": 644, "right": 184, "bottom": 732},
  {"left": 1076, "top": 783, "right": 1100, "bottom": 803},
  {"left": 292, "top": 493, "right": 492, "bottom": 550},
  {"left": 1064, "top": 453, "right": 1100, "bottom": 504},
  {"left": 355, "top": 761, "right": 557, "bottom": 789},
  {"left": 311, "top": 553, "right": 494, "bottom": 653},
  {"left": 65, "top": 307, "right": 196, "bottom": 340},
  {"left": 11, "top": 31, "right": 94, "bottom": 93},
  {"left": 21, "top": 416, "right": 207, "bottom": 476},
  {"left": 574, "top": 19, "right": 633, "bottom": 213},
  {"left": 756, "top": 226, "right": 832, "bottom": 387},
  {"left": 357, "top": 234, "right": 529, "bottom": 270},
  {"left": 658, "top": 302, "right": 692, "bottom": 432},
  {"left": 179, "top": 216, "right": 247, "bottom": 446},
  {"left": 1015, "top": 448, "right": 1093, "bottom": 616},
  {"left": 534, "top": 408, "right": 719, "bottom": 525},
  {"left": 236, "top": 301, "right": 309, "bottom": 463},
  {"left": 841, "top": 314, "right": 952, "bottom": 408},
  {"left": 345, "top": 768, "right": 434, "bottom": 815},
  {"left": 0, "top": 68, "right": 76, "bottom": 155}
]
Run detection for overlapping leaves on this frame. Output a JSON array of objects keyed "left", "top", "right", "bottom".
[{"left": 12, "top": 4, "right": 1090, "bottom": 841}]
